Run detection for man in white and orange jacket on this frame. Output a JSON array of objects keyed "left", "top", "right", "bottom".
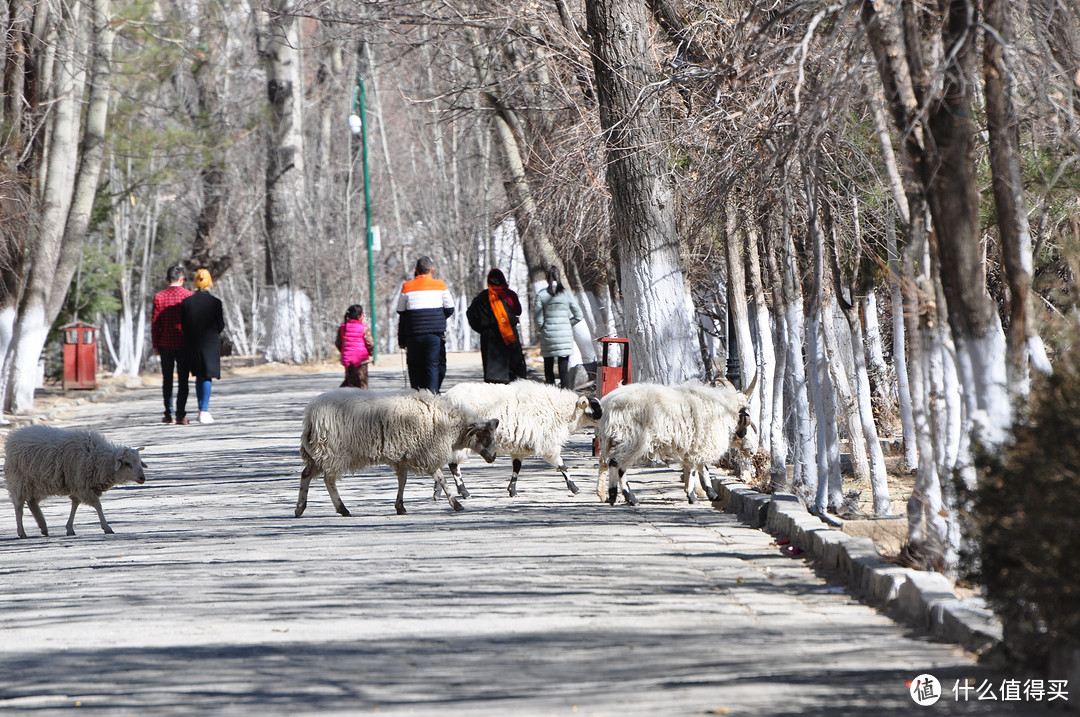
[{"left": 397, "top": 256, "right": 455, "bottom": 393}]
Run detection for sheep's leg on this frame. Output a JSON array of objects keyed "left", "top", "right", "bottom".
[
  {"left": 618, "top": 466, "right": 638, "bottom": 506},
  {"left": 700, "top": 465, "right": 718, "bottom": 501},
  {"left": 682, "top": 465, "right": 698, "bottom": 504},
  {"left": 449, "top": 463, "right": 471, "bottom": 498},
  {"left": 433, "top": 468, "right": 463, "bottom": 512},
  {"left": 323, "top": 474, "right": 351, "bottom": 517},
  {"left": 65, "top": 497, "right": 82, "bottom": 536},
  {"left": 395, "top": 467, "right": 409, "bottom": 515},
  {"left": 15, "top": 500, "right": 36, "bottom": 539},
  {"left": 606, "top": 459, "right": 620, "bottom": 505},
  {"left": 558, "top": 465, "right": 580, "bottom": 494},
  {"left": 434, "top": 463, "right": 469, "bottom": 501},
  {"left": 26, "top": 498, "right": 48, "bottom": 537},
  {"left": 543, "top": 452, "right": 580, "bottom": 494},
  {"left": 596, "top": 460, "right": 609, "bottom": 501},
  {"left": 507, "top": 458, "right": 521, "bottom": 497},
  {"left": 295, "top": 463, "right": 317, "bottom": 517},
  {"left": 81, "top": 495, "right": 114, "bottom": 535}
]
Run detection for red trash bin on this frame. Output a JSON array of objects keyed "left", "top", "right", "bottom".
[
  {"left": 594, "top": 337, "right": 631, "bottom": 455},
  {"left": 62, "top": 322, "right": 98, "bottom": 390}
]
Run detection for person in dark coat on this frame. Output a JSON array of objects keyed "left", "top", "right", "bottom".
[
  {"left": 180, "top": 269, "right": 225, "bottom": 424},
  {"left": 466, "top": 268, "right": 527, "bottom": 384}
]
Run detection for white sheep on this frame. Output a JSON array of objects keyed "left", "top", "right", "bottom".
[
  {"left": 596, "top": 377, "right": 755, "bottom": 506},
  {"left": 440, "top": 381, "right": 602, "bottom": 498},
  {"left": 4, "top": 425, "right": 147, "bottom": 538},
  {"left": 296, "top": 388, "right": 500, "bottom": 516}
]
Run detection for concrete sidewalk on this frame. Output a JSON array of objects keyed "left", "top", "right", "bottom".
[{"left": 0, "top": 357, "right": 1052, "bottom": 715}]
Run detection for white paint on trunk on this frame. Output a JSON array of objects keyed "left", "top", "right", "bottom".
[
  {"left": 263, "top": 286, "right": 315, "bottom": 364},
  {"left": 620, "top": 249, "right": 701, "bottom": 384},
  {"left": 6, "top": 302, "right": 50, "bottom": 414},
  {"left": 767, "top": 303, "right": 788, "bottom": 488},
  {"left": 887, "top": 222, "right": 917, "bottom": 471}
]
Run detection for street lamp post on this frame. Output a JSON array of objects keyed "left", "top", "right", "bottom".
[{"left": 349, "top": 74, "right": 378, "bottom": 362}]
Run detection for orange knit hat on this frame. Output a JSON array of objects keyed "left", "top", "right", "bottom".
[{"left": 193, "top": 269, "right": 213, "bottom": 290}]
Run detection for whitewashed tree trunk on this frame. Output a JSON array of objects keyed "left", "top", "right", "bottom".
[
  {"left": 4, "top": 2, "right": 85, "bottom": 413},
  {"left": 902, "top": 218, "right": 949, "bottom": 556},
  {"left": 260, "top": 0, "right": 313, "bottom": 363},
  {"left": 886, "top": 220, "right": 918, "bottom": 471},
  {"left": 586, "top": 0, "right": 701, "bottom": 383},
  {"left": 745, "top": 225, "right": 775, "bottom": 458},
  {"left": 821, "top": 298, "right": 871, "bottom": 487},
  {"left": 725, "top": 207, "right": 757, "bottom": 450},
  {"left": 768, "top": 308, "right": 788, "bottom": 489},
  {"left": 861, "top": 290, "right": 898, "bottom": 432},
  {"left": 779, "top": 187, "right": 816, "bottom": 501},
  {"left": 837, "top": 297, "right": 893, "bottom": 516},
  {"left": 804, "top": 177, "right": 842, "bottom": 513},
  {"left": 264, "top": 286, "right": 315, "bottom": 364}
]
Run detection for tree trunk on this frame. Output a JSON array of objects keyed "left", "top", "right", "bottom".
[
  {"left": 886, "top": 219, "right": 918, "bottom": 471},
  {"left": 4, "top": 2, "right": 85, "bottom": 413},
  {"left": 586, "top": 0, "right": 701, "bottom": 383},
  {"left": 745, "top": 224, "right": 775, "bottom": 460},
  {"left": 725, "top": 204, "right": 756, "bottom": 395},
  {"left": 984, "top": 0, "right": 1052, "bottom": 396},
  {"left": 779, "top": 183, "right": 816, "bottom": 502},
  {"left": 259, "top": 0, "right": 314, "bottom": 364},
  {"left": 759, "top": 213, "right": 788, "bottom": 491},
  {"left": 804, "top": 169, "right": 841, "bottom": 513},
  {"left": 922, "top": 0, "right": 1012, "bottom": 447}
]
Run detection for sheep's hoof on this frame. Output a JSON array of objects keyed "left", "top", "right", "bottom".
[
  {"left": 705, "top": 485, "right": 718, "bottom": 501},
  {"left": 507, "top": 484, "right": 518, "bottom": 498},
  {"left": 607, "top": 488, "right": 618, "bottom": 505},
  {"left": 687, "top": 494, "right": 697, "bottom": 504},
  {"left": 17, "top": 533, "right": 27, "bottom": 539},
  {"left": 623, "top": 490, "right": 638, "bottom": 506},
  {"left": 566, "top": 479, "right": 580, "bottom": 495},
  {"left": 66, "top": 528, "right": 76, "bottom": 536},
  {"left": 457, "top": 484, "right": 471, "bottom": 499},
  {"left": 295, "top": 506, "right": 306, "bottom": 517},
  {"left": 450, "top": 498, "right": 464, "bottom": 512},
  {"left": 396, "top": 504, "right": 407, "bottom": 515},
  {"left": 103, "top": 527, "right": 115, "bottom": 534},
  {"left": 336, "top": 507, "right": 351, "bottom": 517}
]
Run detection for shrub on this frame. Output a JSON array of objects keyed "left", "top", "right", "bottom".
[{"left": 969, "top": 344, "right": 1080, "bottom": 670}]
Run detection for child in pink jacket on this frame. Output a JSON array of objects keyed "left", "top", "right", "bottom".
[{"left": 335, "top": 304, "right": 375, "bottom": 388}]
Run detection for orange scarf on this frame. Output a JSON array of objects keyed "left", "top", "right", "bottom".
[{"left": 488, "top": 286, "right": 517, "bottom": 345}]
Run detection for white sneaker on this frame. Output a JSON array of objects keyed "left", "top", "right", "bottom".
[{"left": 198, "top": 411, "right": 215, "bottom": 424}]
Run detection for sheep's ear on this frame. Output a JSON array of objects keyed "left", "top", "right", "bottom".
[
  {"left": 140, "top": 460, "right": 149, "bottom": 468},
  {"left": 486, "top": 418, "right": 499, "bottom": 431},
  {"left": 135, "top": 446, "right": 145, "bottom": 452},
  {"left": 576, "top": 396, "right": 589, "bottom": 410},
  {"left": 115, "top": 456, "right": 123, "bottom": 471}
]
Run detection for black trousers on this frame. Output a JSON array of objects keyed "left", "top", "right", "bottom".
[
  {"left": 160, "top": 348, "right": 190, "bottom": 418},
  {"left": 544, "top": 356, "right": 570, "bottom": 389}
]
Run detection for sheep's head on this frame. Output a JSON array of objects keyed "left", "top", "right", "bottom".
[
  {"left": 572, "top": 395, "right": 603, "bottom": 428},
  {"left": 585, "top": 395, "right": 602, "bottom": 422},
  {"left": 465, "top": 418, "right": 500, "bottom": 463},
  {"left": 114, "top": 447, "right": 147, "bottom": 485}
]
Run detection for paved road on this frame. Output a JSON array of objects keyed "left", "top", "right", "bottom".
[{"left": 0, "top": 357, "right": 1050, "bottom": 715}]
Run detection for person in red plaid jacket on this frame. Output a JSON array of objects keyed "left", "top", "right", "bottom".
[{"left": 152, "top": 266, "right": 193, "bottom": 424}]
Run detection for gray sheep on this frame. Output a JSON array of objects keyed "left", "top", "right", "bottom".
[
  {"left": 297, "top": 388, "right": 500, "bottom": 516},
  {"left": 4, "top": 425, "right": 147, "bottom": 538}
]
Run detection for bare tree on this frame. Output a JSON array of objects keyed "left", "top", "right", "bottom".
[{"left": 585, "top": 0, "right": 702, "bottom": 383}]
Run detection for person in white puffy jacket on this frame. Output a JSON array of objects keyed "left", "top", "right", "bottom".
[{"left": 533, "top": 265, "right": 583, "bottom": 389}]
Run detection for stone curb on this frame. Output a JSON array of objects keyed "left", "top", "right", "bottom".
[{"left": 713, "top": 479, "right": 1005, "bottom": 662}]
